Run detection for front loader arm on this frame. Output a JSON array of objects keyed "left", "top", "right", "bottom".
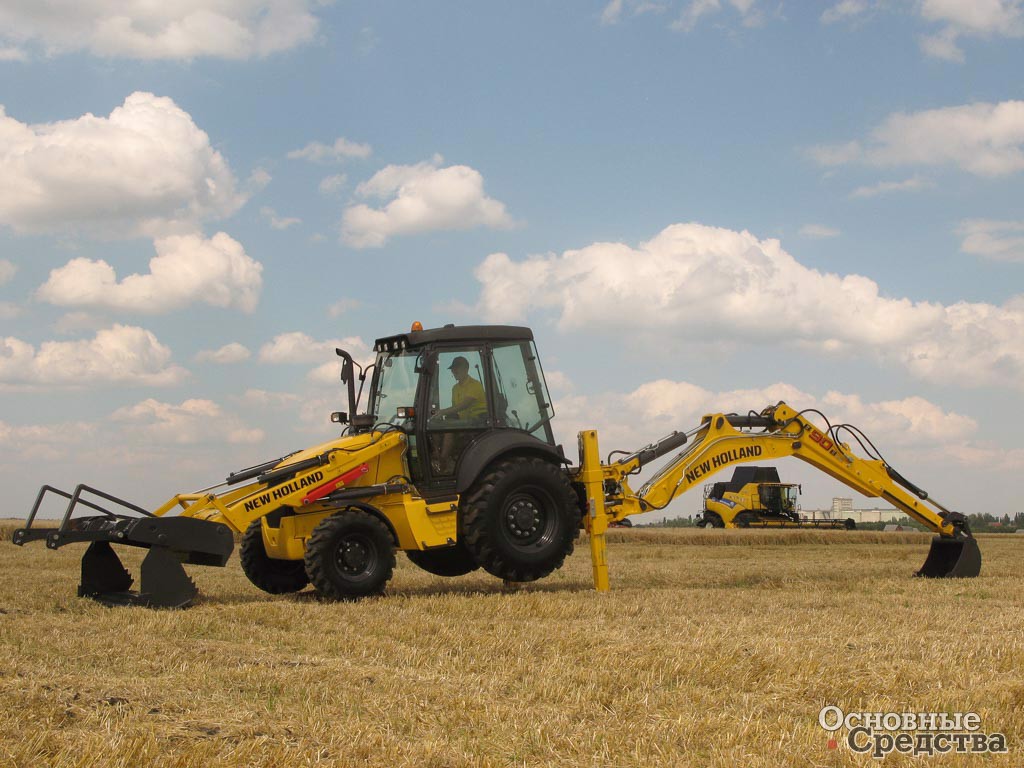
[{"left": 153, "top": 430, "right": 406, "bottom": 533}]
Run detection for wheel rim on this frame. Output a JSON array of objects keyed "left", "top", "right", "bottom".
[
  {"left": 501, "top": 486, "right": 558, "bottom": 550},
  {"left": 334, "top": 533, "right": 378, "bottom": 581}
]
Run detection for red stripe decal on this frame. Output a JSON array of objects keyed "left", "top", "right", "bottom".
[{"left": 302, "top": 463, "right": 369, "bottom": 505}]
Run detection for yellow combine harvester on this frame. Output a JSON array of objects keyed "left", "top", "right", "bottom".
[
  {"left": 696, "top": 467, "right": 856, "bottom": 529},
  {"left": 13, "top": 323, "right": 981, "bottom": 607}
]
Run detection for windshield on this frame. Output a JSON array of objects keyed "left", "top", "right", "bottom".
[{"left": 371, "top": 350, "right": 420, "bottom": 424}]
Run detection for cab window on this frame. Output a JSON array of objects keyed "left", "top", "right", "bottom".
[
  {"left": 490, "top": 341, "right": 553, "bottom": 434},
  {"left": 425, "top": 348, "right": 490, "bottom": 477}
]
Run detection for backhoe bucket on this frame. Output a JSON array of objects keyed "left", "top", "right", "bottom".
[
  {"left": 916, "top": 536, "right": 981, "bottom": 579},
  {"left": 14, "top": 484, "right": 235, "bottom": 608}
]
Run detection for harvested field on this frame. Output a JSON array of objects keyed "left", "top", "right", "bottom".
[{"left": 0, "top": 527, "right": 1020, "bottom": 767}]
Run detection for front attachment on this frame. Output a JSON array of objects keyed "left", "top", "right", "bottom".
[
  {"left": 916, "top": 536, "right": 982, "bottom": 579},
  {"left": 15, "top": 484, "right": 235, "bottom": 608},
  {"left": 79, "top": 542, "right": 203, "bottom": 609},
  {"left": 64, "top": 516, "right": 234, "bottom": 607}
]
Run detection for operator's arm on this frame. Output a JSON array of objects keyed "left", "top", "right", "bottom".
[{"left": 438, "top": 380, "right": 485, "bottom": 418}]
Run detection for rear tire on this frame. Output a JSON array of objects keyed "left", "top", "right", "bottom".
[
  {"left": 844, "top": 518, "right": 857, "bottom": 530},
  {"left": 406, "top": 544, "right": 479, "bottom": 577},
  {"left": 700, "top": 513, "right": 725, "bottom": 529},
  {"left": 240, "top": 519, "right": 310, "bottom": 594},
  {"left": 304, "top": 509, "right": 396, "bottom": 600},
  {"left": 460, "top": 456, "right": 579, "bottom": 582}
]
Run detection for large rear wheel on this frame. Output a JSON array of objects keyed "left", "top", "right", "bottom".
[
  {"left": 460, "top": 456, "right": 579, "bottom": 582},
  {"left": 305, "top": 509, "right": 396, "bottom": 599},
  {"left": 240, "top": 519, "right": 310, "bottom": 594}
]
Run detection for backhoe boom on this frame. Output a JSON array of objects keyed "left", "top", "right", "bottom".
[{"left": 574, "top": 401, "right": 980, "bottom": 589}]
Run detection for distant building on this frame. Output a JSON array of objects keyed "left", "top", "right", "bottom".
[
  {"left": 832, "top": 497, "right": 854, "bottom": 514},
  {"left": 806, "top": 506, "right": 903, "bottom": 524}
]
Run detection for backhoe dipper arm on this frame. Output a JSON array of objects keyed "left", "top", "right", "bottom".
[
  {"left": 627, "top": 402, "right": 967, "bottom": 539},
  {"left": 576, "top": 400, "right": 980, "bottom": 590}
]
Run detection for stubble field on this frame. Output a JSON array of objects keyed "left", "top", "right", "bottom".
[{"left": 0, "top": 523, "right": 1020, "bottom": 767}]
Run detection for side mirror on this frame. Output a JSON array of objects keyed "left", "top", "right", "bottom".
[{"left": 331, "top": 411, "right": 348, "bottom": 424}]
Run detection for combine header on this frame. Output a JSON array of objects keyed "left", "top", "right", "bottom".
[{"left": 13, "top": 323, "right": 981, "bottom": 607}]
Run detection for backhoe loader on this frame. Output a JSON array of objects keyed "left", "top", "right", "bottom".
[
  {"left": 696, "top": 466, "right": 856, "bottom": 529},
  {"left": 13, "top": 323, "right": 981, "bottom": 607}
]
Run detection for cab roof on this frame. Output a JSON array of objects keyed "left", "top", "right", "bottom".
[{"left": 373, "top": 324, "right": 533, "bottom": 353}]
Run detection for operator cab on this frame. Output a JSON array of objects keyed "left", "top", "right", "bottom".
[{"left": 339, "top": 324, "right": 560, "bottom": 493}]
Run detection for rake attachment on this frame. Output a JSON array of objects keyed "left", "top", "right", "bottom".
[{"left": 13, "top": 485, "right": 234, "bottom": 608}]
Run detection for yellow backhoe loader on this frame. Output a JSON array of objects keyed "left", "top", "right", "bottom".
[
  {"left": 13, "top": 324, "right": 981, "bottom": 607},
  {"left": 696, "top": 467, "right": 856, "bottom": 529}
]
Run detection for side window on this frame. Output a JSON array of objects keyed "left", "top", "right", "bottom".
[{"left": 490, "top": 341, "right": 553, "bottom": 433}]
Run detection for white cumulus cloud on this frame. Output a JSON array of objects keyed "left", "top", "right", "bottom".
[
  {"left": 672, "top": 0, "right": 763, "bottom": 31},
  {"left": 235, "top": 388, "right": 301, "bottom": 409},
  {"left": 918, "top": 0, "right": 1024, "bottom": 61},
  {"left": 259, "top": 331, "right": 368, "bottom": 364},
  {"left": 957, "top": 219, "right": 1024, "bottom": 262},
  {"left": 318, "top": 174, "right": 348, "bottom": 195},
  {"left": 821, "top": 0, "right": 869, "bottom": 24},
  {"left": 260, "top": 206, "right": 301, "bottom": 230},
  {"left": 36, "top": 232, "right": 262, "bottom": 314},
  {"left": 0, "top": 92, "right": 245, "bottom": 237},
  {"left": 288, "top": 137, "right": 372, "bottom": 163},
  {"left": 0, "top": 325, "right": 187, "bottom": 387},
  {"left": 113, "top": 398, "right": 264, "bottom": 444},
  {"left": 0, "top": 1, "right": 321, "bottom": 60},
  {"left": 809, "top": 100, "right": 1024, "bottom": 177},
  {"left": 341, "top": 156, "right": 515, "bottom": 248},
  {"left": 798, "top": 224, "right": 840, "bottom": 239},
  {"left": 600, "top": 0, "right": 668, "bottom": 24},
  {"left": 472, "top": 222, "right": 1024, "bottom": 389},
  {"left": 0, "top": 419, "right": 97, "bottom": 461},
  {"left": 849, "top": 176, "right": 932, "bottom": 198},
  {"left": 195, "top": 342, "right": 251, "bottom": 364}
]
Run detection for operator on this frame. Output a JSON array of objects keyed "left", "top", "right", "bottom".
[
  {"left": 436, "top": 356, "right": 487, "bottom": 421},
  {"left": 432, "top": 356, "right": 487, "bottom": 473}
]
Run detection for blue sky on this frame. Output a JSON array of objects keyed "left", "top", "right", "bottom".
[{"left": 1, "top": 1, "right": 1022, "bottom": 521}]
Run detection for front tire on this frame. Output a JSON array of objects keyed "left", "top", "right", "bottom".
[
  {"left": 460, "top": 456, "right": 579, "bottom": 582},
  {"left": 304, "top": 509, "right": 396, "bottom": 600},
  {"left": 240, "top": 519, "right": 310, "bottom": 594},
  {"left": 406, "top": 543, "right": 479, "bottom": 577}
]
